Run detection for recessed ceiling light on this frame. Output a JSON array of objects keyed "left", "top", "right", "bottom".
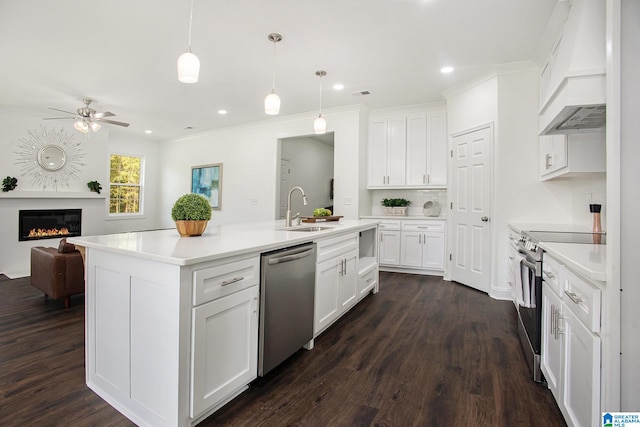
[
  {"left": 333, "top": 84, "right": 344, "bottom": 91},
  {"left": 144, "top": 130, "right": 153, "bottom": 134},
  {"left": 218, "top": 110, "right": 227, "bottom": 115},
  {"left": 441, "top": 66, "right": 454, "bottom": 74}
]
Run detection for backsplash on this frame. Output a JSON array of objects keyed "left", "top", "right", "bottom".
[{"left": 370, "top": 189, "right": 447, "bottom": 217}]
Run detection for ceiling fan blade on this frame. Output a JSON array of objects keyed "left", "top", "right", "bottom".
[
  {"left": 98, "top": 118, "right": 130, "bottom": 127},
  {"left": 48, "top": 107, "right": 77, "bottom": 115},
  {"left": 43, "top": 117, "right": 75, "bottom": 120},
  {"left": 93, "top": 111, "right": 115, "bottom": 119}
]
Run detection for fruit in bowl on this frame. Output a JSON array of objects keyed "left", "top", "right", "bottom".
[{"left": 313, "top": 208, "right": 332, "bottom": 217}]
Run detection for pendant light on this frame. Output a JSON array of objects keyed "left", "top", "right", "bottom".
[
  {"left": 314, "top": 70, "right": 327, "bottom": 134},
  {"left": 265, "top": 33, "right": 282, "bottom": 115},
  {"left": 177, "top": 0, "right": 200, "bottom": 83}
]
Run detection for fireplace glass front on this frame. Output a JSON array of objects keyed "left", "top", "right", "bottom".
[{"left": 18, "top": 209, "right": 82, "bottom": 241}]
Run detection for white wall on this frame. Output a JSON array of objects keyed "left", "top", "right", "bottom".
[
  {"left": 281, "top": 136, "right": 334, "bottom": 218},
  {"left": 158, "top": 106, "right": 365, "bottom": 228}
]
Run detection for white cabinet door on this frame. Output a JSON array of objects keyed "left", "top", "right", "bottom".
[
  {"left": 368, "top": 119, "right": 387, "bottom": 187},
  {"left": 540, "top": 134, "right": 568, "bottom": 177},
  {"left": 541, "top": 282, "right": 563, "bottom": 402},
  {"left": 387, "top": 117, "right": 407, "bottom": 186},
  {"left": 563, "top": 305, "right": 601, "bottom": 427},
  {"left": 338, "top": 250, "right": 358, "bottom": 312},
  {"left": 191, "top": 285, "right": 258, "bottom": 418},
  {"left": 406, "top": 114, "right": 428, "bottom": 186},
  {"left": 426, "top": 110, "right": 447, "bottom": 186},
  {"left": 400, "top": 231, "right": 422, "bottom": 267},
  {"left": 422, "top": 231, "right": 445, "bottom": 270},
  {"left": 315, "top": 257, "right": 340, "bottom": 334},
  {"left": 379, "top": 230, "right": 401, "bottom": 266}
]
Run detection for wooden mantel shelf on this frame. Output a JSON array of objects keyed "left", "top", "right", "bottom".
[{"left": 0, "top": 191, "right": 106, "bottom": 199}]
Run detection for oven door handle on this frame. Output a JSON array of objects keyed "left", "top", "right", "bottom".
[{"left": 521, "top": 258, "right": 538, "bottom": 271}]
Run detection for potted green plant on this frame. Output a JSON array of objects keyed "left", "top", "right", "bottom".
[
  {"left": 380, "top": 198, "right": 411, "bottom": 216},
  {"left": 87, "top": 180, "right": 102, "bottom": 194},
  {"left": 2, "top": 176, "right": 17, "bottom": 192},
  {"left": 171, "top": 193, "right": 212, "bottom": 236}
]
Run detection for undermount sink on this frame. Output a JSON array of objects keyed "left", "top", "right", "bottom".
[{"left": 282, "top": 226, "right": 332, "bottom": 232}]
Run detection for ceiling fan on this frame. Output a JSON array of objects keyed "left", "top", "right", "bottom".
[{"left": 44, "top": 98, "right": 130, "bottom": 133}]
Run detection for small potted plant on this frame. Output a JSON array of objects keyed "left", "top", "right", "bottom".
[
  {"left": 2, "top": 176, "right": 17, "bottom": 192},
  {"left": 87, "top": 180, "right": 102, "bottom": 194},
  {"left": 381, "top": 198, "right": 411, "bottom": 216},
  {"left": 171, "top": 193, "right": 212, "bottom": 236}
]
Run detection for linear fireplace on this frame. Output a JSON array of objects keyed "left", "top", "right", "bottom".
[{"left": 18, "top": 209, "right": 82, "bottom": 241}]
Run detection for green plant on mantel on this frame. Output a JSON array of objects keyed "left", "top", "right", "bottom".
[
  {"left": 2, "top": 176, "right": 17, "bottom": 192},
  {"left": 380, "top": 198, "right": 411, "bottom": 207},
  {"left": 87, "top": 180, "right": 102, "bottom": 194},
  {"left": 171, "top": 193, "right": 212, "bottom": 221}
]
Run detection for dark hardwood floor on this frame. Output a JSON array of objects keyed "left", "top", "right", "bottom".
[{"left": 0, "top": 272, "right": 566, "bottom": 427}]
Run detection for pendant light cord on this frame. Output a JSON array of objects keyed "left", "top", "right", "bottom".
[
  {"left": 187, "top": 0, "right": 195, "bottom": 51},
  {"left": 318, "top": 77, "right": 323, "bottom": 115},
  {"left": 271, "top": 41, "right": 276, "bottom": 91}
]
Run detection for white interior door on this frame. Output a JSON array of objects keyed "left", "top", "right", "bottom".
[
  {"left": 450, "top": 125, "right": 492, "bottom": 293},
  {"left": 279, "top": 158, "right": 290, "bottom": 219}
]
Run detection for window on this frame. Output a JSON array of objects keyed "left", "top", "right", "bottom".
[{"left": 109, "top": 154, "right": 142, "bottom": 215}]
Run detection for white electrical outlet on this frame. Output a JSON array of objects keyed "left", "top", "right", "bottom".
[
  {"left": 344, "top": 197, "right": 352, "bottom": 205},
  {"left": 250, "top": 199, "right": 258, "bottom": 206}
]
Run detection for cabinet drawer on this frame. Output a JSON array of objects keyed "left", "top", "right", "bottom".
[
  {"left": 562, "top": 267, "right": 601, "bottom": 334},
  {"left": 193, "top": 256, "right": 260, "bottom": 306},
  {"left": 317, "top": 233, "right": 358, "bottom": 263},
  {"left": 401, "top": 220, "right": 445, "bottom": 232},
  {"left": 378, "top": 220, "right": 401, "bottom": 231},
  {"left": 543, "top": 255, "right": 563, "bottom": 297}
]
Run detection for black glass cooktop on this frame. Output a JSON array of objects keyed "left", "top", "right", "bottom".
[{"left": 525, "top": 230, "right": 606, "bottom": 245}]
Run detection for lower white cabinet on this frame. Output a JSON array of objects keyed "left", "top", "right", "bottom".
[
  {"left": 379, "top": 219, "right": 445, "bottom": 273},
  {"left": 562, "top": 301, "right": 601, "bottom": 427},
  {"left": 315, "top": 234, "right": 359, "bottom": 335},
  {"left": 541, "top": 281, "right": 563, "bottom": 401},
  {"left": 190, "top": 285, "right": 259, "bottom": 418},
  {"left": 541, "top": 254, "right": 602, "bottom": 427}
]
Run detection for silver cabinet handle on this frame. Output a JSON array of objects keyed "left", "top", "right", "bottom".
[
  {"left": 221, "top": 277, "right": 244, "bottom": 286},
  {"left": 550, "top": 303, "right": 555, "bottom": 336},
  {"left": 546, "top": 153, "right": 553, "bottom": 170},
  {"left": 423, "top": 174, "right": 426, "bottom": 184},
  {"left": 268, "top": 248, "right": 314, "bottom": 265},
  {"left": 481, "top": 216, "right": 489, "bottom": 222},
  {"left": 564, "top": 291, "right": 582, "bottom": 304},
  {"left": 427, "top": 174, "right": 430, "bottom": 183}
]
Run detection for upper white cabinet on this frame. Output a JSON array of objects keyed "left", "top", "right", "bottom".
[
  {"left": 539, "top": 132, "right": 605, "bottom": 181},
  {"left": 368, "top": 108, "right": 447, "bottom": 189},
  {"left": 368, "top": 117, "right": 407, "bottom": 187}
]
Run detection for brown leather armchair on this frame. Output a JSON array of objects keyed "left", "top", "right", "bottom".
[{"left": 30, "top": 238, "right": 85, "bottom": 309}]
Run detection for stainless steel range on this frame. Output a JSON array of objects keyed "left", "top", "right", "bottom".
[{"left": 515, "top": 230, "right": 606, "bottom": 383}]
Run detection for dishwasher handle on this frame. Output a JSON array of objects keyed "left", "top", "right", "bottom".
[{"left": 267, "top": 247, "right": 314, "bottom": 265}]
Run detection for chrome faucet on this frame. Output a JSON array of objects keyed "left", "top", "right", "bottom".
[{"left": 286, "top": 186, "right": 308, "bottom": 227}]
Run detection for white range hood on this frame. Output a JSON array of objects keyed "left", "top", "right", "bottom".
[{"left": 539, "top": 0, "right": 605, "bottom": 135}]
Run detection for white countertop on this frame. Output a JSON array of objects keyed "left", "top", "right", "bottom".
[
  {"left": 361, "top": 215, "right": 446, "bottom": 220},
  {"left": 69, "top": 219, "right": 379, "bottom": 266},
  {"left": 539, "top": 241, "right": 606, "bottom": 283},
  {"left": 508, "top": 222, "right": 591, "bottom": 234}
]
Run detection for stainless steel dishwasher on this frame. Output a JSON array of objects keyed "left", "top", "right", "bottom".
[{"left": 259, "top": 242, "right": 316, "bottom": 376}]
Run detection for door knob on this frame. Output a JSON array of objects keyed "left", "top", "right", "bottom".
[{"left": 481, "top": 216, "right": 489, "bottom": 222}]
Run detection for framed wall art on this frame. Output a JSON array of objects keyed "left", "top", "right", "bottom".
[{"left": 191, "top": 163, "right": 222, "bottom": 210}]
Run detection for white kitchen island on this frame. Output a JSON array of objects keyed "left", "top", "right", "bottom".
[{"left": 69, "top": 219, "right": 379, "bottom": 427}]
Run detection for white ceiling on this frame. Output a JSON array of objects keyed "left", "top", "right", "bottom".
[{"left": 0, "top": 0, "right": 558, "bottom": 141}]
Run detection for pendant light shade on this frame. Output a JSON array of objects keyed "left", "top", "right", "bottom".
[
  {"left": 265, "top": 91, "right": 281, "bottom": 115},
  {"left": 265, "top": 33, "right": 282, "bottom": 115},
  {"left": 314, "top": 116, "right": 327, "bottom": 134},
  {"left": 178, "top": 0, "right": 199, "bottom": 84},
  {"left": 178, "top": 49, "right": 200, "bottom": 83},
  {"left": 314, "top": 70, "right": 327, "bottom": 134}
]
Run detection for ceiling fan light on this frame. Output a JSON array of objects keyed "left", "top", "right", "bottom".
[
  {"left": 90, "top": 122, "right": 101, "bottom": 132},
  {"left": 74, "top": 120, "right": 89, "bottom": 133},
  {"left": 264, "top": 91, "right": 280, "bottom": 115},
  {"left": 314, "top": 115, "right": 327, "bottom": 134},
  {"left": 178, "top": 51, "right": 200, "bottom": 83}
]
